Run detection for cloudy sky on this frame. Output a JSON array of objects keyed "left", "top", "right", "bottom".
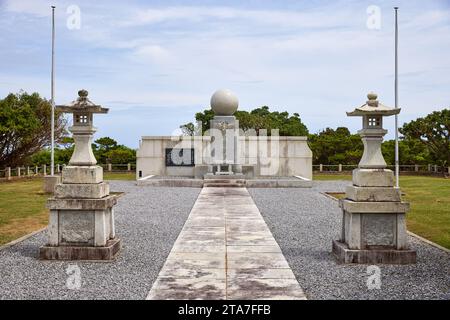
[{"left": 1, "top": 0, "right": 449, "bottom": 147}]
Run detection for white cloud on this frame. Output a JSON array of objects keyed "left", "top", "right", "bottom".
[
  {"left": 132, "top": 44, "right": 173, "bottom": 64},
  {"left": 3, "top": 0, "right": 56, "bottom": 17},
  {"left": 124, "top": 4, "right": 355, "bottom": 29}
]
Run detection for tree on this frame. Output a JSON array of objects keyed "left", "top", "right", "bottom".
[
  {"left": 105, "top": 147, "right": 136, "bottom": 164},
  {"left": 308, "top": 127, "right": 363, "bottom": 165},
  {"left": 29, "top": 136, "right": 137, "bottom": 166},
  {"left": 55, "top": 137, "right": 74, "bottom": 164},
  {"left": 193, "top": 109, "right": 215, "bottom": 135},
  {"left": 0, "top": 91, "right": 67, "bottom": 167},
  {"left": 92, "top": 137, "right": 136, "bottom": 164},
  {"left": 94, "top": 137, "right": 118, "bottom": 164},
  {"left": 95, "top": 137, "right": 117, "bottom": 151},
  {"left": 399, "top": 109, "right": 450, "bottom": 166},
  {"left": 381, "top": 139, "right": 431, "bottom": 165},
  {"left": 30, "top": 150, "right": 51, "bottom": 166},
  {"left": 181, "top": 106, "right": 309, "bottom": 136},
  {"left": 180, "top": 122, "right": 196, "bottom": 136},
  {"left": 30, "top": 137, "right": 74, "bottom": 166}
]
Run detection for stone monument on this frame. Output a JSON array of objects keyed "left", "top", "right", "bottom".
[
  {"left": 332, "top": 92, "right": 416, "bottom": 264},
  {"left": 43, "top": 175, "right": 61, "bottom": 194},
  {"left": 207, "top": 89, "right": 243, "bottom": 176},
  {"left": 39, "top": 90, "right": 121, "bottom": 260}
]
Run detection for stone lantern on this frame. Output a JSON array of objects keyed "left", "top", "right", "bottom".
[
  {"left": 332, "top": 92, "right": 416, "bottom": 264},
  {"left": 39, "top": 90, "right": 121, "bottom": 260}
]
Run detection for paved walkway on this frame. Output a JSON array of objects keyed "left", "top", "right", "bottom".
[{"left": 147, "top": 187, "right": 306, "bottom": 300}]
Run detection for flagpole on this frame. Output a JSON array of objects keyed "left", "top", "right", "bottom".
[
  {"left": 394, "top": 7, "right": 399, "bottom": 188},
  {"left": 51, "top": 6, "right": 55, "bottom": 176}
]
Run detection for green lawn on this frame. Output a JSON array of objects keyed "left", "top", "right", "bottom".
[
  {"left": 0, "top": 178, "right": 48, "bottom": 246},
  {"left": 316, "top": 173, "right": 450, "bottom": 249},
  {"left": 103, "top": 172, "right": 135, "bottom": 181},
  {"left": 314, "top": 174, "right": 352, "bottom": 181},
  {"left": 401, "top": 176, "right": 450, "bottom": 249}
]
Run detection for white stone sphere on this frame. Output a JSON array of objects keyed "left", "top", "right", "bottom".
[{"left": 210, "top": 89, "right": 239, "bottom": 116}]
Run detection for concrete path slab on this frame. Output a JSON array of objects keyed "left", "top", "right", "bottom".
[{"left": 146, "top": 187, "right": 306, "bottom": 300}]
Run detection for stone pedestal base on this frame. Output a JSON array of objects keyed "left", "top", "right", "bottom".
[
  {"left": 62, "top": 166, "right": 103, "bottom": 184},
  {"left": 43, "top": 175, "right": 61, "bottom": 194},
  {"left": 204, "top": 173, "right": 245, "bottom": 180},
  {"left": 334, "top": 168, "right": 416, "bottom": 264},
  {"left": 39, "top": 238, "right": 121, "bottom": 260},
  {"left": 332, "top": 240, "right": 416, "bottom": 264}
]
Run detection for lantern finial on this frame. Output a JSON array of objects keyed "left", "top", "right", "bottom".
[
  {"left": 367, "top": 92, "right": 378, "bottom": 107},
  {"left": 78, "top": 89, "right": 88, "bottom": 99}
]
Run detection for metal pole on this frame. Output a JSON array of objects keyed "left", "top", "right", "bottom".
[
  {"left": 394, "top": 7, "right": 399, "bottom": 188},
  {"left": 50, "top": 6, "right": 55, "bottom": 176}
]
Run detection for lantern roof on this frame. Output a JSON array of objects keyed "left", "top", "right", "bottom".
[
  {"left": 56, "top": 90, "right": 109, "bottom": 114},
  {"left": 347, "top": 92, "right": 400, "bottom": 117}
]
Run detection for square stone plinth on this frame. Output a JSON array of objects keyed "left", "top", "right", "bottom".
[
  {"left": 352, "top": 169, "right": 394, "bottom": 187},
  {"left": 346, "top": 185, "right": 401, "bottom": 202},
  {"left": 47, "top": 195, "right": 117, "bottom": 210},
  {"left": 54, "top": 182, "right": 109, "bottom": 199},
  {"left": 340, "top": 199, "right": 409, "bottom": 213},
  {"left": 39, "top": 238, "right": 121, "bottom": 260},
  {"left": 43, "top": 175, "right": 61, "bottom": 193},
  {"left": 62, "top": 166, "right": 103, "bottom": 184},
  {"left": 332, "top": 240, "right": 416, "bottom": 264}
]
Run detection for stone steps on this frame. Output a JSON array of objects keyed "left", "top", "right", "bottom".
[
  {"left": 203, "top": 179, "right": 246, "bottom": 188},
  {"left": 204, "top": 183, "right": 246, "bottom": 188}
]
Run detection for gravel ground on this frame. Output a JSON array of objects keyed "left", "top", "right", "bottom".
[
  {"left": 0, "top": 181, "right": 200, "bottom": 300},
  {"left": 249, "top": 181, "right": 450, "bottom": 300},
  {"left": 1, "top": 179, "right": 448, "bottom": 300}
]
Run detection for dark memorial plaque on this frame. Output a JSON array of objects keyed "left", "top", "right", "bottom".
[{"left": 165, "top": 148, "right": 195, "bottom": 167}]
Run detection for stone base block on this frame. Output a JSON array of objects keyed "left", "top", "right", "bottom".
[
  {"left": 39, "top": 238, "right": 121, "bottom": 260},
  {"left": 204, "top": 174, "right": 245, "bottom": 180},
  {"left": 47, "top": 195, "right": 117, "bottom": 210},
  {"left": 340, "top": 199, "right": 409, "bottom": 213},
  {"left": 43, "top": 175, "right": 61, "bottom": 193},
  {"left": 62, "top": 166, "right": 103, "bottom": 184},
  {"left": 210, "top": 116, "right": 238, "bottom": 126},
  {"left": 54, "top": 182, "right": 109, "bottom": 199},
  {"left": 346, "top": 185, "right": 401, "bottom": 202},
  {"left": 352, "top": 169, "right": 394, "bottom": 187},
  {"left": 332, "top": 240, "right": 416, "bottom": 264}
]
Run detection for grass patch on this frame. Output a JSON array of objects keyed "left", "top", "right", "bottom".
[
  {"left": 400, "top": 176, "right": 450, "bottom": 249},
  {"left": 0, "top": 178, "right": 48, "bottom": 246},
  {"left": 103, "top": 172, "right": 135, "bottom": 181},
  {"left": 326, "top": 192, "right": 346, "bottom": 200},
  {"left": 313, "top": 174, "right": 352, "bottom": 181},
  {"left": 317, "top": 174, "right": 450, "bottom": 249}
]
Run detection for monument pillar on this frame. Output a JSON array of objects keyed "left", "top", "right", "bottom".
[
  {"left": 208, "top": 89, "right": 243, "bottom": 177},
  {"left": 39, "top": 90, "right": 121, "bottom": 260},
  {"left": 332, "top": 93, "right": 416, "bottom": 264}
]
